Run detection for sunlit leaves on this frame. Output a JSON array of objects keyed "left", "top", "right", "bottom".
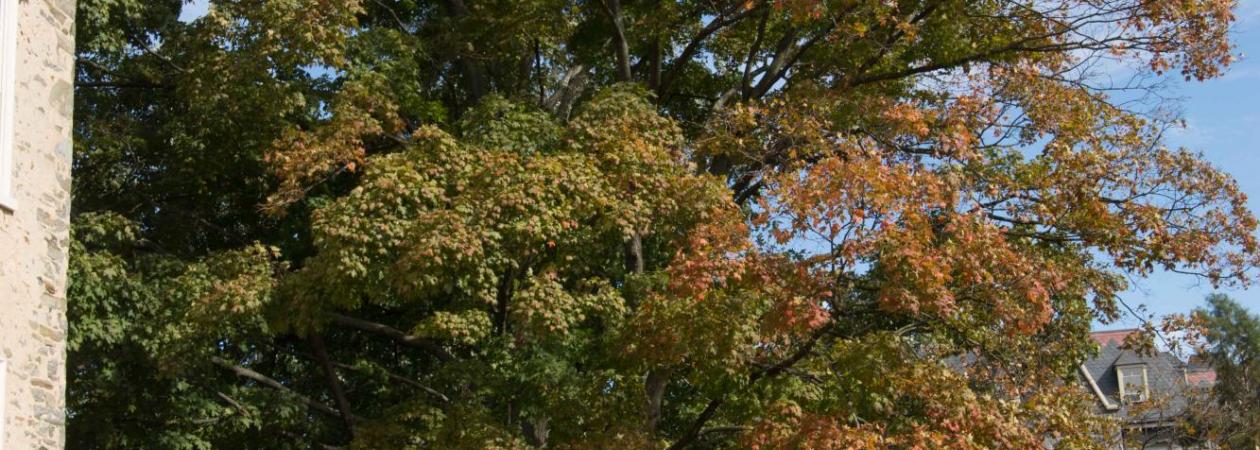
[{"left": 68, "top": 0, "right": 1257, "bottom": 448}]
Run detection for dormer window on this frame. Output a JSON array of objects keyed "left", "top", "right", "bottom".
[{"left": 1118, "top": 364, "right": 1149, "bottom": 403}]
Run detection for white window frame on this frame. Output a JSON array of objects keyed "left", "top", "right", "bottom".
[
  {"left": 0, "top": 0, "right": 18, "bottom": 212},
  {"left": 1118, "top": 364, "right": 1149, "bottom": 403}
]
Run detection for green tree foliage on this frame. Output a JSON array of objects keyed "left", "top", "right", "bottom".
[
  {"left": 1185, "top": 294, "right": 1260, "bottom": 448},
  {"left": 69, "top": 0, "right": 1256, "bottom": 448}
]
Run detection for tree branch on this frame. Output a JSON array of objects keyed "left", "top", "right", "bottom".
[
  {"left": 332, "top": 361, "right": 451, "bottom": 404},
  {"left": 657, "top": 1, "right": 767, "bottom": 99},
  {"left": 75, "top": 81, "right": 170, "bottom": 90},
  {"left": 309, "top": 333, "right": 356, "bottom": 438},
  {"left": 700, "top": 425, "right": 748, "bottom": 436},
  {"left": 667, "top": 326, "right": 830, "bottom": 449},
  {"left": 665, "top": 399, "right": 725, "bottom": 450},
  {"left": 327, "top": 313, "right": 455, "bottom": 362},
  {"left": 845, "top": 23, "right": 1111, "bottom": 89},
  {"left": 740, "top": 10, "right": 770, "bottom": 99},
  {"left": 216, "top": 391, "right": 251, "bottom": 417},
  {"left": 601, "top": 0, "right": 634, "bottom": 82},
  {"left": 749, "top": 24, "right": 833, "bottom": 99},
  {"left": 544, "top": 64, "right": 590, "bottom": 119},
  {"left": 211, "top": 356, "right": 364, "bottom": 423}
]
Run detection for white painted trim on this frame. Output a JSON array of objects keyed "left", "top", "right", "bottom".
[
  {"left": 0, "top": 0, "right": 17, "bottom": 212},
  {"left": 1117, "top": 364, "right": 1150, "bottom": 403},
  {"left": 1142, "top": 366, "right": 1149, "bottom": 401},
  {"left": 1080, "top": 364, "right": 1119, "bottom": 410}
]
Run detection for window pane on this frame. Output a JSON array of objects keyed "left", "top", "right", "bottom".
[{"left": 1120, "top": 367, "right": 1146, "bottom": 401}]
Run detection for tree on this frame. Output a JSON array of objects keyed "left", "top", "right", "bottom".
[
  {"left": 68, "top": 0, "right": 1256, "bottom": 448},
  {"left": 1184, "top": 294, "right": 1260, "bottom": 448}
]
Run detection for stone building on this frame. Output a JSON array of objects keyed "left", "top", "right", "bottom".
[{"left": 0, "top": 0, "right": 76, "bottom": 448}]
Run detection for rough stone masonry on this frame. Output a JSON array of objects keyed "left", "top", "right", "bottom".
[{"left": 0, "top": 0, "right": 76, "bottom": 448}]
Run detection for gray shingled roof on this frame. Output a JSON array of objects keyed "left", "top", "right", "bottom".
[{"left": 1079, "top": 341, "right": 1194, "bottom": 424}]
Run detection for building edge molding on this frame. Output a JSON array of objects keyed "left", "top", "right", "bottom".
[{"left": 1080, "top": 364, "right": 1120, "bottom": 411}]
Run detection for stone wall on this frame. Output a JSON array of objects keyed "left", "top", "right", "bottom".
[{"left": 0, "top": 0, "right": 76, "bottom": 448}]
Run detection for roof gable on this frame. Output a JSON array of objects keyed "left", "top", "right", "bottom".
[{"left": 1080, "top": 330, "right": 1212, "bottom": 423}]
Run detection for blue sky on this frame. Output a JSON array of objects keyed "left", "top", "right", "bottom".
[
  {"left": 1107, "top": 1, "right": 1260, "bottom": 328},
  {"left": 179, "top": 0, "right": 208, "bottom": 22},
  {"left": 176, "top": 0, "right": 1260, "bottom": 326}
]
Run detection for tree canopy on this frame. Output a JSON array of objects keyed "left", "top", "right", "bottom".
[
  {"left": 1179, "top": 294, "right": 1260, "bottom": 448},
  {"left": 69, "top": 0, "right": 1256, "bottom": 448}
]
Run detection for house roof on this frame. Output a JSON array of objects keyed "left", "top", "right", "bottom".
[
  {"left": 1091, "top": 328, "right": 1139, "bottom": 347},
  {"left": 1079, "top": 330, "right": 1212, "bottom": 424},
  {"left": 943, "top": 329, "right": 1218, "bottom": 426},
  {"left": 1113, "top": 351, "right": 1150, "bottom": 367}
]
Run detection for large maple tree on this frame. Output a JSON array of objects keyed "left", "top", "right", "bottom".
[{"left": 69, "top": 0, "right": 1256, "bottom": 448}]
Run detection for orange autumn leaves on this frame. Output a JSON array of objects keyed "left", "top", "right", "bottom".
[
  {"left": 626, "top": 64, "right": 1256, "bottom": 389},
  {"left": 1133, "top": 0, "right": 1236, "bottom": 80},
  {"left": 745, "top": 138, "right": 1062, "bottom": 335},
  {"left": 261, "top": 2, "right": 1253, "bottom": 447},
  {"left": 69, "top": 0, "right": 1260, "bottom": 447},
  {"left": 266, "top": 73, "right": 406, "bottom": 213}
]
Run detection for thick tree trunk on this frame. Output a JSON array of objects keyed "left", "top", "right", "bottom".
[
  {"left": 602, "top": 0, "right": 633, "bottom": 82},
  {"left": 523, "top": 416, "right": 550, "bottom": 447},
  {"left": 645, "top": 370, "right": 668, "bottom": 434},
  {"left": 441, "top": 0, "right": 489, "bottom": 104},
  {"left": 625, "top": 233, "right": 644, "bottom": 274}
]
